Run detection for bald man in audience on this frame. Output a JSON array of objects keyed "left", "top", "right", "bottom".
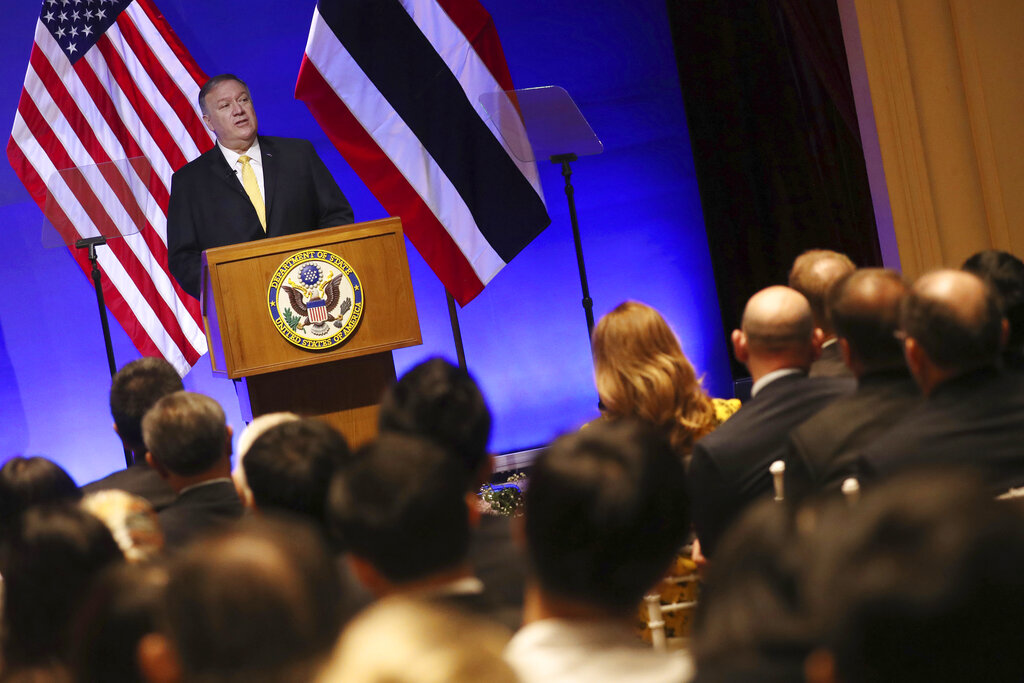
[
  {"left": 784, "top": 269, "right": 921, "bottom": 501},
  {"left": 688, "top": 286, "right": 854, "bottom": 558},
  {"left": 857, "top": 270, "right": 1024, "bottom": 492},
  {"left": 789, "top": 249, "right": 857, "bottom": 378}
]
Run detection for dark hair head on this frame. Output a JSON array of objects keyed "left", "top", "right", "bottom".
[
  {"left": 788, "top": 250, "right": 856, "bottom": 334},
  {"left": 328, "top": 433, "right": 470, "bottom": 583},
  {"left": 829, "top": 269, "right": 908, "bottom": 371},
  {"left": 198, "top": 74, "right": 249, "bottom": 116},
  {"left": 109, "top": 357, "right": 184, "bottom": 452},
  {"left": 141, "top": 392, "right": 228, "bottom": 477},
  {"left": 161, "top": 516, "right": 346, "bottom": 683},
  {"left": 0, "top": 504, "right": 123, "bottom": 669},
  {"left": 70, "top": 562, "right": 169, "bottom": 683},
  {"left": 962, "top": 250, "right": 1024, "bottom": 353},
  {"left": 692, "top": 499, "right": 817, "bottom": 676},
  {"left": 379, "top": 358, "right": 492, "bottom": 489},
  {"left": 524, "top": 420, "right": 690, "bottom": 614},
  {"left": 807, "top": 470, "right": 1024, "bottom": 682},
  {"left": 900, "top": 270, "right": 1003, "bottom": 372},
  {"left": 243, "top": 419, "right": 350, "bottom": 528},
  {"left": 0, "top": 456, "right": 80, "bottom": 524}
]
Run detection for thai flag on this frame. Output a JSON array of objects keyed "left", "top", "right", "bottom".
[{"left": 295, "top": 0, "right": 550, "bottom": 306}]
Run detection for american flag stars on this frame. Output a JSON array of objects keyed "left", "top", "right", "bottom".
[{"left": 41, "top": 0, "right": 124, "bottom": 60}]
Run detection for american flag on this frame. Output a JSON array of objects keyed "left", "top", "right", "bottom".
[
  {"left": 7, "top": 0, "right": 212, "bottom": 375},
  {"left": 296, "top": 0, "right": 550, "bottom": 307}
]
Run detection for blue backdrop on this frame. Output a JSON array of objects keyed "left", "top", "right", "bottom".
[{"left": 0, "top": 0, "right": 731, "bottom": 484}]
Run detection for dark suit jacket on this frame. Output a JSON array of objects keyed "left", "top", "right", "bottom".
[
  {"left": 809, "top": 340, "right": 853, "bottom": 379},
  {"left": 688, "top": 372, "right": 854, "bottom": 557},
  {"left": 158, "top": 480, "right": 244, "bottom": 550},
  {"left": 167, "top": 136, "right": 354, "bottom": 297},
  {"left": 785, "top": 368, "right": 921, "bottom": 502},
  {"left": 858, "top": 366, "right": 1024, "bottom": 493},
  {"left": 469, "top": 513, "right": 525, "bottom": 620},
  {"left": 83, "top": 462, "right": 177, "bottom": 511}
]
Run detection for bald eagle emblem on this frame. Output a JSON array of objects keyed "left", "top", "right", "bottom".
[{"left": 268, "top": 250, "right": 364, "bottom": 351}]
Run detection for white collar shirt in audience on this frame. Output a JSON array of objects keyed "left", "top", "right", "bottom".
[
  {"left": 505, "top": 618, "right": 694, "bottom": 683},
  {"left": 750, "top": 367, "right": 803, "bottom": 398}
]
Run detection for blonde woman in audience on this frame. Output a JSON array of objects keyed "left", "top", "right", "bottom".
[
  {"left": 316, "top": 597, "right": 517, "bottom": 683},
  {"left": 592, "top": 301, "right": 739, "bottom": 459},
  {"left": 81, "top": 490, "right": 164, "bottom": 563}
]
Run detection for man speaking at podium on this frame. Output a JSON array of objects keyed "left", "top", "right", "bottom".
[{"left": 168, "top": 74, "right": 354, "bottom": 298}]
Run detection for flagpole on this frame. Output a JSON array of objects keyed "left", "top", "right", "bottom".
[{"left": 445, "top": 290, "right": 468, "bottom": 371}]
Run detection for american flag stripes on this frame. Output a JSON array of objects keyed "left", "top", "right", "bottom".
[
  {"left": 295, "top": 0, "right": 550, "bottom": 307},
  {"left": 8, "top": 0, "right": 212, "bottom": 375}
]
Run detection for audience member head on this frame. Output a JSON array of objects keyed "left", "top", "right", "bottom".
[
  {"left": 142, "top": 392, "right": 231, "bottom": 486},
  {"left": 899, "top": 269, "right": 1004, "bottom": 394},
  {"left": 789, "top": 250, "right": 856, "bottom": 337},
  {"left": 0, "top": 504, "right": 123, "bottom": 671},
  {"left": 804, "top": 470, "right": 1024, "bottom": 683},
  {"left": 592, "top": 301, "right": 716, "bottom": 456},
  {"left": 0, "top": 456, "right": 80, "bottom": 535},
  {"left": 109, "top": 357, "right": 184, "bottom": 457},
  {"left": 242, "top": 418, "right": 350, "bottom": 531},
  {"left": 71, "top": 562, "right": 169, "bottom": 683},
  {"left": 143, "top": 517, "right": 346, "bottom": 683},
  {"left": 81, "top": 490, "right": 165, "bottom": 563},
  {"left": 962, "top": 249, "right": 1024, "bottom": 365},
  {"left": 231, "top": 411, "right": 300, "bottom": 507},
  {"left": 828, "top": 268, "right": 908, "bottom": 376},
  {"left": 733, "top": 286, "right": 820, "bottom": 379},
  {"left": 328, "top": 433, "right": 471, "bottom": 595},
  {"left": 379, "top": 357, "right": 492, "bottom": 490},
  {"left": 524, "top": 420, "right": 690, "bottom": 616},
  {"left": 316, "top": 597, "right": 517, "bottom": 683},
  {"left": 693, "top": 499, "right": 817, "bottom": 679}
]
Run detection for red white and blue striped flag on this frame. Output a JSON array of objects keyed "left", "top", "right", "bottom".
[
  {"left": 295, "top": 0, "right": 550, "bottom": 306},
  {"left": 8, "top": 0, "right": 212, "bottom": 375}
]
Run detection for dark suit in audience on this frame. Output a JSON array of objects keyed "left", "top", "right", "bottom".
[
  {"left": 84, "top": 464, "right": 176, "bottom": 512},
  {"left": 690, "top": 373, "right": 851, "bottom": 555},
  {"left": 786, "top": 269, "right": 921, "bottom": 501},
  {"left": 143, "top": 391, "right": 242, "bottom": 549},
  {"left": 688, "top": 285, "right": 853, "bottom": 558},
  {"left": 859, "top": 367, "right": 1024, "bottom": 492},
  {"left": 158, "top": 479, "right": 244, "bottom": 549},
  {"left": 858, "top": 269, "right": 1024, "bottom": 493},
  {"left": 809, "top": 340, "right": 851, "bottom": 378}
]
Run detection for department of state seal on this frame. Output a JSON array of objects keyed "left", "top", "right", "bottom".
[{"left": 268, "top": 249, "right": 363, "bottom": 350}]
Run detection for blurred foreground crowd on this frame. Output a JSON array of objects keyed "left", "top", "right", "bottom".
[{"left": 3, "top": 248, "right": 1024, "bottom": 682}]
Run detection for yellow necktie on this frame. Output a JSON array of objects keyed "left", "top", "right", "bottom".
[{"left": 238, "top": 154, "right": 266, "bottom": 231}]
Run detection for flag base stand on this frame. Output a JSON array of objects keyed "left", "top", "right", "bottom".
[{"left": 75, "top": 236, "right": 132, "bottom": 469}]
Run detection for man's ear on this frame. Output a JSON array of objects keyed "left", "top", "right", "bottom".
[
  {"left": 465, "top": 491, "right": 482, "bottom": 529},
  {"left": 346, "top": 554, "right": 390, "bottom": 598},
  {"left": 838, "top": 337, "right": 853, "bottom": 369},
  {"left": 1001, "top": 317, "right": 1011, "bottom": 350},
  {"left": 804, "top": 648, "right": 838, "bottom": 683},
  {"left": 201, "top": 113, "right": 213, "bottom": 133},
  {"left": 224, "top": 425, "right": 234, "bottom": 458},
  {"left": 903, "top": 336, "right": 926, "bottom": 383},
  {"left": 810, "top": 328, "right": 825, "bottom": 361},
  {"left": 146, "top": 452, "right": 169, "bottom": 479},
  {"left": 731, "top": 329, "right": 749, "bottom": 364},
  {"left": 137, "top": 633, "right": 181, "bottom": 683}
]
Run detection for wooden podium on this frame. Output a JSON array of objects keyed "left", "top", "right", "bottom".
[{"left": 200, "top": 217, "right": 421, "bottom": 447}]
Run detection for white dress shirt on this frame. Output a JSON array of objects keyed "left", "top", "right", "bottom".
[{"left": 217, "top": 139, "right": 265, "bottom": 201}]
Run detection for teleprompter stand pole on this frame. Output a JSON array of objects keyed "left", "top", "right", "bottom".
[
  {"left": 75, "top": 236, "right": 132, "bottom": 468},
  {"left": 551, "top": 153, "right": 595, "bottom": 343},
  {"left": 445, "top": 290, "right": 468, "bottom": 371}
]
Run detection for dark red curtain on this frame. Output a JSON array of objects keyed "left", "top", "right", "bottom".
[{"left": 667, "top": 0, "right": 881, "bottom": 378}]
